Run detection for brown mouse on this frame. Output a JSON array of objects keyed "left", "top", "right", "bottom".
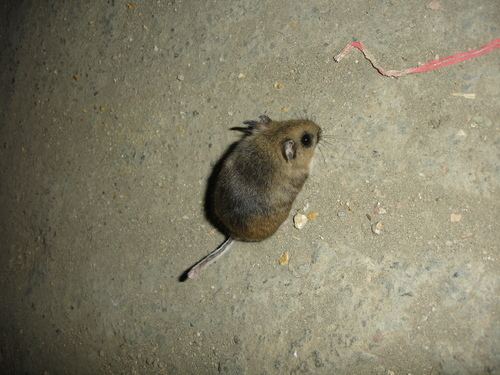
[{"left": 187, "top": 115, "right": 322, "bottom": 279}]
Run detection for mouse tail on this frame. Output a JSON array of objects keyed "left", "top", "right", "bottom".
[{"left": 187, "top": 237, "right": 234, "bottom": 279}]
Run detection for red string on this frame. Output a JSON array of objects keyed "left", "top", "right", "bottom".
[{"left": 334, "top": 38, "right": 500, "bottom": 78}]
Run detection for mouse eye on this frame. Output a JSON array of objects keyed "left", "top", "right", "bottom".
[{"left": 301, "top": 133, "right": 313, "bottom": 148}]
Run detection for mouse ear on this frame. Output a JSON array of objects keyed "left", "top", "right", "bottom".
[
  {"left": 242, "top": 115, "right": 272, "bottom": 133},
  {"left": 282, "top": 139, "right": 296, "bottom": 162}
]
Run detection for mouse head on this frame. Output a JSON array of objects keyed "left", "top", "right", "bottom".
[{"left": 243, "top": 116, "right": 322, "bottom": 168}]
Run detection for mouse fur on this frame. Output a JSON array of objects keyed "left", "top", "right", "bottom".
[{"left": 213, "top": 115, "right": 321, "bottom": 241}]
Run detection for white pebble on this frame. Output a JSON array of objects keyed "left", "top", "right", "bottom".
[
  {"left": 371, "top": 221, "right": 384, "bottom": 235},
  {"left": 293, "top": 213, "right": 308, "bottom": 229}
]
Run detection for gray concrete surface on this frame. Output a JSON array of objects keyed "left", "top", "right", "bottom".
[{"left": 0, "top": 1, "right": 499, "bottom": 374}]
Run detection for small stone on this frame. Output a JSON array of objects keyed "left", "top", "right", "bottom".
[
  {"left": 177, "top": 74, "right": 184, "bottom": 81},
  {"left": 450, "top": 213, "right": 462, "bottom": 223},
  {"left": 278, "top": 251, "right": 290, "bottom": 265},
  {"left": 293, "top": 213, "right": 308, "bottom": 229},
  {"left": 154, "top": 45, "right": 159, "bottom": 52},
  {"left": 456, "top": 129, "right": 467, "bottom": 137},
  {"left": 306, "top": 211, "right": 319, "bottom": 221},
  {"left": 273, "top": 81, "right": 284, "bottom": 90},
  {"left": 371, "top": 221, "right": 384, "bottom": 235},
  {"left": 237, "top": 73, "right": 245, "bottom": 79},
  {"left": 337, "top": 211, "right": 347, "bottom": 219}
]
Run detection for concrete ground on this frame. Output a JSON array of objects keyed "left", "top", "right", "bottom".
[{"left": 0, "top": 1, "right": 499, "bottom": 374}]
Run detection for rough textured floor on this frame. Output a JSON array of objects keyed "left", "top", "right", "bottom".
[{"left": 1, "top": 1, "right": 499, "bottom": 374}]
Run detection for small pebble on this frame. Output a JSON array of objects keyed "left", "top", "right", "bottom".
[
  {"left": 371, "top": 221, "right": 384, "bottom": 235},
  {"left": 177, "top": 74, "right": 184, "bottom": 81},
  {"left": 337, "top": 211, "right": 347, "bottom": 219},
  {"left": 450, "top": 213, "right": 462, "bottom": 223},
  {"left": 293, "top": 213, "right": 308, "bottom": 229},
  {"left": 273, "top": 81, "right": 284, "bottom": 90},
  {"left": 306, "top": 211, "right": 319, "bottom": 221},
  {"left": 278, "top": 251, "right": 290, "bottom": 265}
]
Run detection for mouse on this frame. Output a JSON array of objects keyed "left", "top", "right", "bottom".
[{"left": 186, "top": 115, "right": 322, "bottom": 279}]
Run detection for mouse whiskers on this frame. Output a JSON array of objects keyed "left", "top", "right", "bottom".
[
  {"left": 318, "top": 134, "right": 335, "bottom": 148},
  {"left": 317, "top": 143, "right": 327, "bottom": 164}
]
